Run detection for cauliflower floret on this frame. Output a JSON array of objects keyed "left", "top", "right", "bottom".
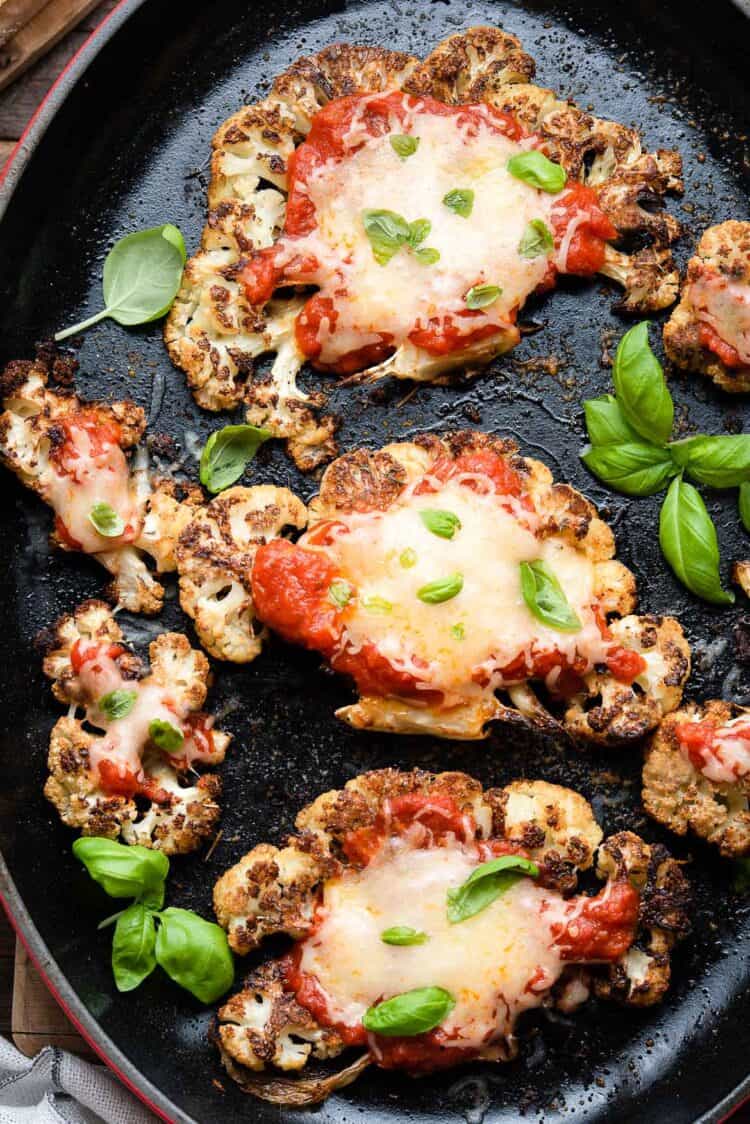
[
  {"left": 177, "top": 485, "right": 307, "bottom": 662},
  {"left": 40, "top": 600, "right": 230, "bottom": 853}
]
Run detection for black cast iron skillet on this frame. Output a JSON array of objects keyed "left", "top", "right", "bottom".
[{"left": 1, "top": 0, "right": 750, "bottom": 1120}]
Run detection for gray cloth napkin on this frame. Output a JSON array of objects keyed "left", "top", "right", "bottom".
[{"left": 0, "top": 1038, "right": 156, "bottom": 1124}]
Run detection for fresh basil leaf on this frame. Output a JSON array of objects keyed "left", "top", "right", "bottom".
[
  {"left": 88, "top": 502, "right": 125, "bottom": 538},
  {"left": 149, "top": 719, "right": 184, "bottom": 753},
  {"left": 507, "top": 151, "right": 567, "bottom": 193},
  {"left": 390, "top": 135, "right": 419, "bottom": 159},
  {"left": 581, "top": 442, "right": 678, "bottom": 496},
  {"left": 447, "top": 856, "right": 540, "bottom": 924},
  {"left": 362, "top": 595, "right": 393, "bottom": 614},
  {"left": 518, "top": 219, "right": 554, "bottom": 258},
  {"left": 419, "top": 508, "right": 461, "bottom": 539},
  {"left": 669, "top": 434, "right": 750, "bottom": 489},
  {"left": 154, "top": 907, "right": 234, "bottom": 1003},
  {"left": 380, "top": 926, "right": 428, "bottom": 946},
  {"left": 417, "top": 573, "right": 464, "bottom": 603},
  {"left": 399, "top": 548, "right": 417, "bottom": 568},
  {"left": 520, "top": 560, "right": 582, "bottom": 633},
  {"left": 362, "top": 986, "right": 455, "bottom": 1037},
  {"left": 98, "top": 689, "right": 137, "bottom": 721},
  {"left": 73, "top": 838, "right": 168, "bottom": 909},
  {"left": 612, "top": 322, "right": 673, "bottom": 446},
  {"left": 56, "top": 224, "right": 186, "bottom": 340},
  {"left": 451, "top": 623, "right": 465, "bottom": 640},
  {"left": 407, "top": 219, "right": 431, "bottom": 248},
  {"left": 413, "top": 247, "right": 440, "bottom": 265},
  {"left": 362, "top": 209, "right": 412, "bottom": 265},
  {"left": 199, "top": 424, "right": 271, "bottom": 493},
  {"left": 328, "top": 580, "right": 352, "bottom": 608},
  {"left": 112, "top": 903, "right": 157, "bottom": 992},
  {"left": 583, "top": 394, "right": 640, "bottom": 446},
  {"left": 465, "top": 284, "right": 502, "bottom": 310},
  {"left": 740, "top": 482, "right": 750, "bottom": 533},
  {"left": 442, "top": 188, "right": 474, "bottom": 218},
  {"left": 659, "top": 475, "right": 735, "bottom": 605}
]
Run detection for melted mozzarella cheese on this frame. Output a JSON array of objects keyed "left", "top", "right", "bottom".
[
  {"left": 300, "top": 838, "right": 564, "bottom": 1049},
  {"left": 44, "top": 424, "right": 138, "bottom": 553},
  {"left": 315, "top": 478, "right": 609, "bottom": 698},
  {"left": 690, "top": 272, "right": 750, "bottom": 365},
  {"left": 679, "top": 714, "right": 750, "bottom": 783},
  {"left": 290, "top": 102, "right": 555, "bottom": 364}
]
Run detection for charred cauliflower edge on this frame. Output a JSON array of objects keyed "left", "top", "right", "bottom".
[
  {"left": 40, "top": 599, "right": 230, "bottom": 854},
  {"left": 212, "top": 768, "right": 691, "bottom": 1105},
  {"left": 643, "top": 699, "right": 750, "bottom": 857},
  {"left": 0, "top": 352, "right": 203, "bottom": 616},
  {"left": 664, "top": 221, "right": 750, "bottom": 392},
  {"left": 164, "top": 26, "right": 683, "bottom": 470},
  {"left": 272, "top": 430, "right": 691, "bottom": 745}
]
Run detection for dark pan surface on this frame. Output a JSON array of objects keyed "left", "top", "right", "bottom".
[{"left": 1, "top": 0, "right": 750, "bottom": 1120}]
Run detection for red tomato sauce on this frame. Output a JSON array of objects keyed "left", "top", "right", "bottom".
[
  {"left": 49, "top": 412, "right": 123, "bottom": 477},
  {"left": 551, "top": 182, "right": 617, "bottom": 276},
  {"left": 551, "top": 881, "right": 640, "bottom": 962},
  {"left": 699, "top": 322, "right": 748, "bottom": 370},
  {"left": 96, "top": 760, "right": 170, "bottom": 803},
  {"left": 70, "top": 639, "right": 126, "bottom": 675}
]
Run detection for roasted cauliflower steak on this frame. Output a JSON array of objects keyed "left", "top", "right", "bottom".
[
  {"left": 165, "top": 27, "right": 682, "bottom": 469},
  {"left": 0, "top": 352, "right": 203, "bottom": 614},
  {"left": 176, "top": 484, "right": 307, "bottom": 662},
  {"left": 40, "top": 599, "right": 230, "bottom": 853},
  {"left": 664, "top": 221, "right": 750, "bottom": 392},
  {"left": 643, "top": 699, "right": 750, "bottom": 857},
  {"left": 213, "top": 768, "right": 690, "bottom": 1104},
  {"left": 248, "top": 431, "right": 690, "bottom": 745}
]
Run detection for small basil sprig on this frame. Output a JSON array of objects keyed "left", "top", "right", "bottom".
[
  {"left": 417, "top": 573, "right": 463, "bottom": 603},
  {"left": 581, "top": 442, "right": 678, "bottom": 497},
  {"left": 328, "top": 580, "right": 352, "bottom": 608},
  {"left": 73, "top": 838, "right": 233, "bottom": 1002},
  {"left": 520, "top": 560, "right": 582, "bottom": 632},
  {"left": 465, "top": 284, "right": 501, "bottom": 310},
  {"left": 507, "top": 151, "right": 566, "bottom": 193},
  {"left": 442, "top": 188, "right": 474, "bottom": 218},
  {"left": 419, "top": 508, "right": 461, "bottom": 539},
  {"left": 390, "top": 135, "right": 419, "bottom": 159},
  {"left": 55, "top": 224, "right": 186, "bottom": 341},
  {"left": 362, "top": 986, "right": 455, "bottom": 1036},
  {"left": 518, "top": 219, "right": 554, "bottom": 258},
  {"left": 362, "top": 595, "right": 393, "bottom": 614},
  {"left": 380, "top": 926, "right": 428, "bottom": 946},
  {"left": 361, "top": 210, "right": 438, "bottom": 266},
  {"left": 669, "top": 435, "right": 750, "bottom": 489},
  {"left": 199, "top": 424, "right": 271, "bottom": 493},
  {"left": 98, "top": 689, "right": 138, "bottom": 721},
  {"left": 612, "top": 322, "right": 673, "bottom": 446},
  {"left": 399, "top": 548, "right": 417, "bottom": 569},
  {"left": 659, "top": 476, "right": 734, "bottom": 605},
  {"left": 89, "top": 502, "right": 125, "bottom": 538},
  {"left": 149, "top": 719, "right": 184, "bottom": 753},
  {"left": 447, "top": 856, "right": 539, "bottom": 924}
]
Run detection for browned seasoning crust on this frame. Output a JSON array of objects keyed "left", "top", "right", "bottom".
[
  {"left": 212, "top": 768, "right": 690, "bottom": 1103},
  {"left": 663, "top": 221, "right": 750, "bottom": 392},
  {"left": 165, "top": 27, "right": 682, "bottom": 469},
  {"left": 643, "top": 699, "right": 750, "bottom": 857}
]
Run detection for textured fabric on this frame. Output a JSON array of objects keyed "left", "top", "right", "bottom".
[{"left": 0, "top": 1038, "right": 156, "bottom": 1124}]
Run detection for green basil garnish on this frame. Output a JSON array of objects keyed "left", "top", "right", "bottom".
[
  {"left": 419, "top": 508, "right": 461, "bottom": 539},
  {"left": 362, "top": 986, "right": 455, "bottom": 1037},
  {"left": 583, "top": 394, "right": 640, "bottom": 446},
  {"left": 659, "top": 475, "right": 734, "bottom": 605},
  {"left": 73, "top": 838, "right": 168, "bottom": 909},
  {"left": 518, "top": 219, "right": 554, "bottom": 258},
  {"left": 520, "top": 560, "right": 582, "bottom": 632},
  {"left": 407, "top": 218, "right": 431, "bottom": 247},
  {"left": 362, "top": 209, "right": 412, "bottom": 265},
  {"left": 417, "top": 573, "right": 463, "bottom": 603},
  {"left": 112, "top": 903, "right": 157, "bottom": 992},
  {"left": 362, "top": 595, "right": 393, "bottom": 614},
  {"left": 55, "top": 224, "right": 186, "bottom": 341},
  {"left": 380, "top": 926, "right": 428, "bottom": 946},
  {"left": 149, "top": 719, "right": 184, "bottom": 753},
  {"left": 447, "top": 856, "right": 539, "bottom": 924},
  {"left": 506, "top": 151, "right": 567, "bottom": 193},
  {"left": 465, "top": 284, "right": 502, "bottom": 310},
  {"left": 390, "top": 135, "right": 419, "bottom": 159},
  {"left": 442, "top": 188, "right": 474, "bottom": 218},
  {"left": 740, "top": 482, "right": 750, "bottom": 533},
  {"left": 328, "top": 580, "right": 352, "bottom": 608},
  {"left": 88, "top": 502, "right": 125, "bottom": 538},
  {"left": 98, "top": 689, "right": 137, "bottom": 721},
  {"left": 451, "top": 623, "right": 465, "bottom": 640},
  {"left": 399, "top": 548, "right": 417, "bottom": 569},
  {"left": 413, "top": 247, "right": 441, "bottom": 265},
  {"left": 154, "top": 907, "right": 235, "bottom": 1005},
  {"left": 581, "top": 442, "right": 679, "bottom": 497},
  {"left": 612, "top": 322, "right": 674, "bottom": 446},
  {"left": 199, "top": 424, "right": 271, "bottom": 494},
  {"left": 669, "top": 434, "right": 750, "bottom": 489}
]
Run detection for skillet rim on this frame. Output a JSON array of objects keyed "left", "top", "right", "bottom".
[{"left": 0, "top": 1, "right": 748, "bottom": 1120}]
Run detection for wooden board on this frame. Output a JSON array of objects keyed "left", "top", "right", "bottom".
[
  {"left": 11, "top": 937, "right": 94, "bottom": 1058},
  {"left": 0, "top": 0, "right": 104, "bottom": 94}
]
